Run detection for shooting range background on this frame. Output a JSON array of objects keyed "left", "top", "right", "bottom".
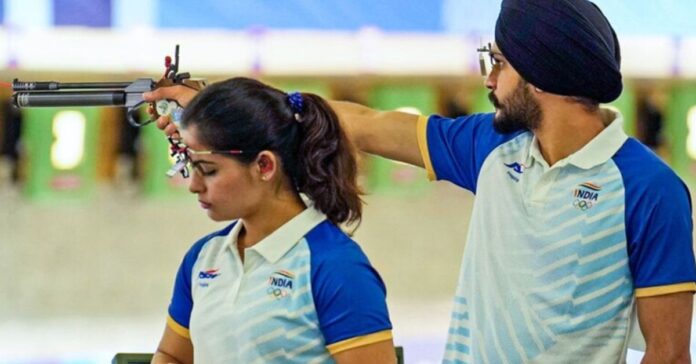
[{"left": 1, "top": 0, "right": 696, "bottom": 363}]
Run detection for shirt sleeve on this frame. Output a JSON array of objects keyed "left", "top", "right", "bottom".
[
  {"left": 307, "top": 227, "right": 392, "bottom": 355},
  {"left": 618, "top": 143, "right": 696, "bottom": 297},
  {"left": 167, "top": 234, "right": 213, "bottom": 338},
  {"left": 417, "top": 113, "right": 524, "bottom": 192}
]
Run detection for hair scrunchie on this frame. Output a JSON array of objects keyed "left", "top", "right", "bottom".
[{"left": 287, "top": 92, "right": 304, "bottom": 122}]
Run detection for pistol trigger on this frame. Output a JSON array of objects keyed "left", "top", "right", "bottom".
[
  {"left": 127, "top": 106, "right": 155, "bottom": 128},
  {"left": 127, "top": 108, "right": 143, "bottom": 127}
]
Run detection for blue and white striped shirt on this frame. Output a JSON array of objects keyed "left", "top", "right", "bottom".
[
  {"left": 418, "top": 109, "right": 696, "bottom": 363},
  {"left": 167, "top": 207, "right": 392, "bottom": 363}
]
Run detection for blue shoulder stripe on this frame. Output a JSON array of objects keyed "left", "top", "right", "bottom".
[
  {"left": 612, "top": 139, "right": 696, "bottom": 289},
  {"left": 426, "top": 112, "right": 526, "bottom": 192},
  {"left": 305, "top": 221, "right": 392, "bottom": 345}
]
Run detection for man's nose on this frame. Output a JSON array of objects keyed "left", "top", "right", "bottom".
[{"left": 485, "top": 70, "right": 498, "bottom": 90}]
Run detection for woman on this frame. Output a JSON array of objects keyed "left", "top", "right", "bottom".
[{"left": 151, "top": 77, "right": 395, "bottom": 363}]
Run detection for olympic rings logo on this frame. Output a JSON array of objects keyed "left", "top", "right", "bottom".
[
  {"left": 573, "top": 199, "right": 594, "bottom": 210},
  {"left": 267, "top": 287, "right": 290, "bottom": 300}
]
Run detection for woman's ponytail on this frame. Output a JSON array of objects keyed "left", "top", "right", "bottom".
[{"left": 292, "top": 93, "right": 363, "bottom": 227}]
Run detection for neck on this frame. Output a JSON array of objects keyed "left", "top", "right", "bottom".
[
  {"left": 238, "top": 192, "right": 306, "bottom": 251},
  {"left": 533, "top": 103, "right": 607, "bottom": 166}
]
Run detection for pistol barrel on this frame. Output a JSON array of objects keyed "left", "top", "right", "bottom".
[
  {"left": 12, "top": 80, "right": 132, "bottom": 91},
  {"left": 13, "top": 91, "right": 127, "bottom": 107}
]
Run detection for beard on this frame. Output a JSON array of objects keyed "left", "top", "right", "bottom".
[{"left": 489, "top": 81, "right": 543, "bottom": 134}]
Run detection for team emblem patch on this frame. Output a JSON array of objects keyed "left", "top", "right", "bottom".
[
  {"left": 198, "top": 268, "right": 220, "bottom": 287},
  {"left": 267, "top": 270, "right": 295, "bottom": 300},
  {"left": 572, "top": 182, "right": 601, "bottom": 210},
  {"left": 504, "top": 162, "right": 527, "bottom": 182}
]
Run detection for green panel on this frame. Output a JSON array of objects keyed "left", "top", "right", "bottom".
[
  {"left": 608, "top": 84, "right": 636, "bottom": 136},
  {"left": 366, "top": 84, "right": 436, "bottom": 196},
  {"left": 21, "top": 107, "right": 100, "bottom": 201},
  {"left": 470, "top": 86, "right": 495, "bottom": 114},
  {"left": 665, "top": 85, "right": 696, "bottom": 186},
  {"left": 139, "top": 118, "right": 190, "bottom": 198},
  {"left": 270, "top": 80, "right": 331, "bottom": 98},
  {"left": 370, "top": 84, "right": 437, "bottom": 115}
]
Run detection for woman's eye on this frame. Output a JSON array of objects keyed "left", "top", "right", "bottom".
[{"left": 195, "top": 166, "right": 217, "bottom": 176}]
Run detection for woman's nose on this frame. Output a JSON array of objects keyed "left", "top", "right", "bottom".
[{"left": 188, "top": 171, "right": 204, "bottom": 194}]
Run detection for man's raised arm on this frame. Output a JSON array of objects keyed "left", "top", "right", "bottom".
[
  {"left": 143, "top": 87, "right": 425, "bottom": 168},
  {"left": 329, "top": 100, "right": 423, "bottom": 167}
]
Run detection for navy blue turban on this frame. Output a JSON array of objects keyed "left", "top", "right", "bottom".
[{"left": 495, "top": 0, "right": 622, "bottom": 103}]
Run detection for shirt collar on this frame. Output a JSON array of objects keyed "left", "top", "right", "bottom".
[
  {"left": 229, "top": 206, "right": 327, "bottom": 263},
  {"left": 526, "top": 108, "right": 627, "bottom": 170}
]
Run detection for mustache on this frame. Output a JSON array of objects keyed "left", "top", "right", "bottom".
[{"left": 488, "top": 91, "right": 501, "bottom": 108}]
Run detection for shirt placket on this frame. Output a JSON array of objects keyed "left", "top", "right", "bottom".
[
  {"left": 226, "top": 244, "right": 246, "bottom": 304},
  {"left": 525, "top": 160, "right": 561, "bottom": 208}
]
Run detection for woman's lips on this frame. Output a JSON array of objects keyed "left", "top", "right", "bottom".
[{"left": 199, "top": 201, "right": 211, "bottom": 209}]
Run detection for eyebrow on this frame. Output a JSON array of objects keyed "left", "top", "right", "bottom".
[{"left": 190, "top": 160, "right": 216, "bottom": 167}]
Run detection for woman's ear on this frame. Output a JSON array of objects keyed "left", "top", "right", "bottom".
[{"left": 256, "top": 151, "right": 278, "bottom": 181}]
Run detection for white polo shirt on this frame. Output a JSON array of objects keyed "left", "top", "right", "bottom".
[
  {"left": 166, "top": 207, "right": 392, "bottom": 363},
  {"left": 417, "top": 109, "right": 696, "bottom": 363}
]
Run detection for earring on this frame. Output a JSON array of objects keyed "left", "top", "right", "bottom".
[{"left": 261, "top": 175, "right": 268, "bottom": 181}]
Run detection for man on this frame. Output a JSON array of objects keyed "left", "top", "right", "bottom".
[{"left": 145, "top": 0, "right": 696, "bottom": 362}]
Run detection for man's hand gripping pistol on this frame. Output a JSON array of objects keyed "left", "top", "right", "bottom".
[{"left": 10, "top": 45, "right": 206, "bottom": 128}]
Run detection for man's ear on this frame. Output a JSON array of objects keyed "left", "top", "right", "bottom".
[{"left": 256, "top": 151, "right": 278, "bottom": 181}]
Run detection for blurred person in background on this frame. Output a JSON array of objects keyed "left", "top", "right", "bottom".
[
  {"left": 636, "top": 93, "right": 665, "bottom": 152},
  {"left": 1, "top": 97, "right": 22, "bottom": 183},
  {"left": 146, "top": 0, "right": 696, "bottom": 362},
  {"left": 151, "top": 77, "right": 395, "bottom": 364}
]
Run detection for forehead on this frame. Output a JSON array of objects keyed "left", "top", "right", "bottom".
[{"left": 179, "top": 126, "right": 208, "bottom": 150}]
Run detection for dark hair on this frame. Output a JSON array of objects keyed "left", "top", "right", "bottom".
[{"left": 181, "top": 77, "right": 362, "bottom": 226}]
